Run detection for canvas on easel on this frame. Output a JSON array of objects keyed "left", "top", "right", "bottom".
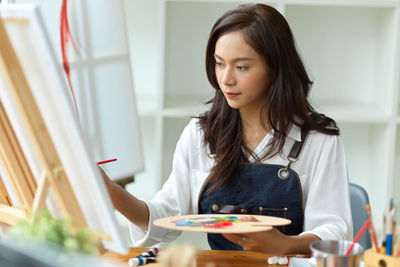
[{"left": 0, "top": 4, "right": 128, "bottom": 254}]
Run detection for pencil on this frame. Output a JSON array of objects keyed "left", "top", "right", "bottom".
[
  {"left": 386, "top": 209, "right": 395, "bottom": 255},
  {"left": 365, "top": 204, "right": 379, "bottom": 253},
  {"left": 381, "top": 214, "right": 386, "bottom": 254}
]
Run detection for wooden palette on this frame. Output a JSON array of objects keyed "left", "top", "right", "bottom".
[{"left": 153, "top": 214, "right": 291, "bottom": 233}]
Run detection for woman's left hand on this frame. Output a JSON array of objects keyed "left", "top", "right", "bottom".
[
  {"left": 223, "top": 228, "right": 290, "bottom": 254},
  {"left": 223, "top": 228, "right": 319, "bottom": 255}
]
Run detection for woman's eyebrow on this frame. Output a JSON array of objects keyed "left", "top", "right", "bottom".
[{"left": 214, "top": 54, "right": 254, "bottom": 62}]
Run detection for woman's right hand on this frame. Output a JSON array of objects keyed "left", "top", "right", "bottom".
[
  {"left": 98, "top": 167, "right": 114, "bottom": 193},
  {"left": 97, "top": 166, "right": 150, "bottom": 230}
]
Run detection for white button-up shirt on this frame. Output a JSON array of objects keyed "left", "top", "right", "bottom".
[{"left": 129, "top": 118, "right": 353, "bottom": 247}]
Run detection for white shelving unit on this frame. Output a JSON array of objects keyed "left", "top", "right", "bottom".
[{"left": 125, "top": 0, "right": 400, "bottom": 247}]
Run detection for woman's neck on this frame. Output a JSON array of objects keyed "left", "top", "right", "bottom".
[{"left": 240, "top": 109, "right": 270, "bottom": 152}]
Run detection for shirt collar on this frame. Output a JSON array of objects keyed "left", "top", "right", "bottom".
[
  {"left": 286, "top": 124, "right": 302, "bottom": 142},
  {"left": 269, "top": 124, "right": 302, "bottom": 142}
]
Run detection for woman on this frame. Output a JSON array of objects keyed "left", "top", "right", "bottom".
[{"left": 103, "top": 3, "right": 352, "bottom": 255}]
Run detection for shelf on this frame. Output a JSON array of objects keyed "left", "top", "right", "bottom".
[
  {"left": 164, "top": 95, "right": 211, "bottom": 112},
  {"left": 160, "top": 101, "right": 392, "bottom": 121},
  {"left": 164, "top": 91, "right": 213, "bottom": 109},
  {"left": 137, "top": 99, "right": 211, "bottom": 117},
  {"left": 286, "top": 5, "right": 398, "bottom": 116},
  {"left": 313, "top": 101, "right": 392, "bottom": 123},
  {"left": 145, "top": 98, "right": 394, "bottom": 122},
  {"left": 162, "top": 103, "right": 211, "bottom": 117}
]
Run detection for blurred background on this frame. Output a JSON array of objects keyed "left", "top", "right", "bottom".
[{"left": 4, "top": 0, "right": 400, "bottom": 250}]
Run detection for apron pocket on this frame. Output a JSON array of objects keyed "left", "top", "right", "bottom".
[{"left": 258, "top": 207, "right": 288, "bottom": 233}]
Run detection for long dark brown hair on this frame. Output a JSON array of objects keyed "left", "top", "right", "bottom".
[{"left": 197, "top": 3, "right": 339, "bottom": 192}]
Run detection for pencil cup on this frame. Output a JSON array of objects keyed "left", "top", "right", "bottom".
[
  {"left": 363, "top": 249, "right": 400, "bottom": 267},
  {"left": 309, "top": 240, "right": 363, "bottom": 267}
]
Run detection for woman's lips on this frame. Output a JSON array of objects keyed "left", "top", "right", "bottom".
[{"left": 226, "top": 92, "right": 240, "bottom": 98}]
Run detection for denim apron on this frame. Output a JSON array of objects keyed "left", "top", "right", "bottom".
[{"left": 198, "top": 128, "right": 308, "bottom": 250}]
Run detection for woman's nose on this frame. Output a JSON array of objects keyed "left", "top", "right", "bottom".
[{"left": 221, "top": 67, "right": 235, "bottom": 85}]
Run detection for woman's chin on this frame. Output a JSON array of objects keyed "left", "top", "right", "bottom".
[{"left": 225, "top": 100, "right": 241, "bottom": 110}]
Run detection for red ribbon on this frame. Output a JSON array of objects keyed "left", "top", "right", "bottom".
[{"left": 60, "top": 0, "right": 79, "bottom": 115}]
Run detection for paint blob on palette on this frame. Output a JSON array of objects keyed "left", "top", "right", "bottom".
[
  {"left": 174, "top": 216, "right": 244, "bottom": 228},
  {"left": 153, "top": 214, "right": 291, "bottom": 233}
]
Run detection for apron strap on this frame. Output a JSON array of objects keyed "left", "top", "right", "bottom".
[
  {"left": 288, "top": 127, "right": 308, "bottom": 160},
  {"left": 278, "top": 127, "right": 308, "bottom": 180}
]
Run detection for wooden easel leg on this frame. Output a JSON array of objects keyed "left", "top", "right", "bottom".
[
  {"left": 0, "top": 101, "right": 34, "bottom": 208},
  {"left": 0, "top": 173, "right": 12, "bottom": 206},
  {"left": 32, "top": 170, "right": 49, "bottom": 214}
]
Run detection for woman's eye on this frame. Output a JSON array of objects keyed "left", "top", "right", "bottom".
[
  {"left": 215, "top": 62, "right": 224, "bottom": 68},
  {"left": 237, "top": 66, "right": 248, "bottom": 71}
]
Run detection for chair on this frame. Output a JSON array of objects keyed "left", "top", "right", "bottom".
[{"left": 349, "top": 183, "right": 372, "bottom": 250}]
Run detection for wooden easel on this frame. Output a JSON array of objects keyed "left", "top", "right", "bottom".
[{"left": 0, "top": 17, "right": 88, "bottom": 231}]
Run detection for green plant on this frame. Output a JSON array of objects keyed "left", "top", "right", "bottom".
[{"left": 7, "top": 209, "right": 100, "bottom": 255}]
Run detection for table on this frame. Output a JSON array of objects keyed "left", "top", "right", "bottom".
[{"left": 104, "top": 247, "right": 299, "bottom": 267}]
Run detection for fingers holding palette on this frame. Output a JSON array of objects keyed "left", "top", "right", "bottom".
[{"left": 153, "top": 214, "right": 291, "bottom": 233}]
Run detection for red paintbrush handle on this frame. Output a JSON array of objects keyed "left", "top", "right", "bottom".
[{"left": 345, "top": 219, "right": 371, "bottom": 256}]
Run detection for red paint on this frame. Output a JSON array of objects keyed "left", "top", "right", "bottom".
[{"left": 203, "top": 222, "right": 233, "bottom": 228}]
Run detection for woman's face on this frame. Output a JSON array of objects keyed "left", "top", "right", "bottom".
[{"left": 214, "top": 30, "right": 271, "bottom": 114}]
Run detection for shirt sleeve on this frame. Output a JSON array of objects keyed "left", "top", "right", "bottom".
[
  {"left": 128, "top": 120, "right": 196, "bottom": 247},
  {"left": 301, "top": 134, "right": 353, "bottom": 241}
]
